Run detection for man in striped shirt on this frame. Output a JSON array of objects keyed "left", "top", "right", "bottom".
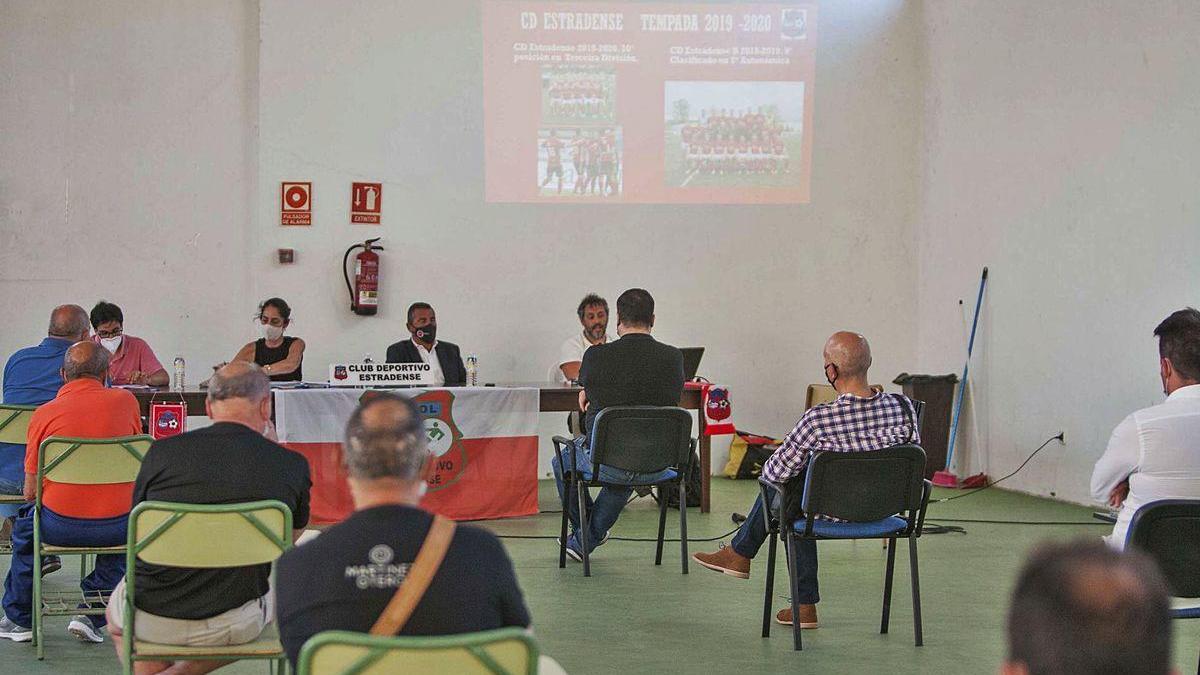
[{"left": 693, "top": 332, "right": 920, "bottom": 629}]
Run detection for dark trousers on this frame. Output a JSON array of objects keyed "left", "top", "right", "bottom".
[
  {"left": 2, "top": 504, "right": 126, "bottom": 627},
  {"left": 730, "top": 494, "right": 820, "bottom": 605}
]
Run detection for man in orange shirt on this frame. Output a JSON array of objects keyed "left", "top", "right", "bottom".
[{"left": 0, "top": 341, "right": 142, "bottom": 644}]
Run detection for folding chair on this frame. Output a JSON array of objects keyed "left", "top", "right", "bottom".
[
  {"left": 31, "top": 434, "right": 152, "bottom": 659},
  {"left": 122, "top": 499, "right": 293, "bottom": 675},
  {"left": 1125, "top": 499, "right": 1200, "bottom": 675},
  {"left": 552, "top": 406, "right": 694, "bottom": 577},
  {"left": 759, "top": 444, "right": 930, "bottom": 650},
  {"left": 296, "top": 628, "right": 540, "bottom": 675}
]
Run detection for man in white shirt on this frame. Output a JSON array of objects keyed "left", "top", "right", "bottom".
[
  {"left": 1091, "top": 307, "right": 1200, "bottom": 548},
  {"left": 555, "top": 294, "right": 616, "bottom": 384}
]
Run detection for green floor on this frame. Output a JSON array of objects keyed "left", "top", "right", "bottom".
[{"left": 2, "top": 479, "right": 1195, "bottom": 674}]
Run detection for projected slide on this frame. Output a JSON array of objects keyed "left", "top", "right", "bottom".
[{"left": 483, "top": 3, "right": 817, "bottom": 204}]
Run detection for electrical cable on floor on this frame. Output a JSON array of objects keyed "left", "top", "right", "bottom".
[{"left": 930, "top": 434, "right": 1061, "bottom": 504}]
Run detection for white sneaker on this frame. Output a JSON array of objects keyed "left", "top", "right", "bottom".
[
  {"left": 67, "top": 615, "right": 105, "bottom": 643},
  {"left": 0, "top": 615, "right": 32, "bottom": 642}
]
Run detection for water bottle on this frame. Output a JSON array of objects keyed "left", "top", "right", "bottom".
[
  {"left": 173, "top": 357, "right": 186, "bottom": 392},
  {"left": 466, "top": 354, "right": 478, "bottom": 387}
]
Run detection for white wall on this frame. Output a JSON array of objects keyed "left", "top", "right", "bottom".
[
  {"left": 255, "top": 0, "right": 922, "bottom": 472},
  {"left": 2, "top": 0, "right": 922, "bottom": 477},
  {"left": 0, "top": 0, "right": 258, "bottom": 383},
  {"left": 916, "top": 1, "right": 1200, "bottom": 503}
]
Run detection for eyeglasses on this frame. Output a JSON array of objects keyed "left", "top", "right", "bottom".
[
  {"left": 256, "top": 315, "right": 285, "bottom": 327},
  {"left": 96, "top": 327, "right": 123, "bottom": 339}
]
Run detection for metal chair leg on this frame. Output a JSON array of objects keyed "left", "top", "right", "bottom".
[
  {"left": 559, "top": 481, "right": 570, "bottom": 569},
  {"left": 577, "top": 480, "right": 591, "bottom": 577},
  {"left": 881, "top": 536, "right": 897, "bottom": 634},
  {"left": 655, "top": 484, "right": 668, "bottom": 566},
  {"left": 787, "top": 532, "right": 803, "bottom": 651},
  {"left": 762, "top": 530, "right": 777, "bottom": 638},
  {"left": 909, "top": 536, "right": 923, "bottom": 647},
  {"left": 679, "top": 481, "right": 688, "bottom": 574}
]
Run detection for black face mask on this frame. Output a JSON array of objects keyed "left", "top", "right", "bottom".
[
  {"left": 824, "top": 363, "right": 838, "bottom": 387},
  {"left": 414, "top": 325, "right": 437, "bottom": 343}
]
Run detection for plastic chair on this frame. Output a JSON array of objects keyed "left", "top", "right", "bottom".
[
  {"left": 552, "top": 406, "right": 694, "bottom": 577},
  {"left": 121, "top": 499, "right": 292, "bottom": 675},
  {"left": 758, "top": 444, "right": 930, "bottom": 651},
  {"left": 31, "top": 434, "right": 152, "bottom": 659},
  {"left": 1125, "top": 499, "right": 1200, "bottom": 675},
  {"left": 296, "top": 628, "right": 539, "bottom": 675},
  {"left": 0, "top": 404, "right": 37, "bottom": 508}
]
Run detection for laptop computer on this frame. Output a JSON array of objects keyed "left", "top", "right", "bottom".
[{"left": 680, "top": 347, "right": 705, "bottom": 381}]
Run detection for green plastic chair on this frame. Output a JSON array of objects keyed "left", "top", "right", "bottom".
[
  {"left": 0, "top": 404, "right": 36, "bottom": 509},
  {"left": 123, "top": 500, "right": 293, "bottom": 675},
  {"left": 297, "top": 628, "right": 540, "bottom": 675},
  {"left": 32, "top": 434, "right": 152, "bottom": 659}
]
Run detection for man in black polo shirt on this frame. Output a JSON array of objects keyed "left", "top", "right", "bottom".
[
  {"left": 552, "top": 288, "right": 685, "bottom": 561},
  {"left": 105, "top": 362, "right": 311, "bottom": 674},
  {"left": 275, "top": 393, "right": 531, "bottom": 667}
]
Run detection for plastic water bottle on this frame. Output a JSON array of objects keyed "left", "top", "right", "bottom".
[
  {"left": 466, "top": 354, "right": 478, "bottom": 387},
  {"left": 173, "top": 357, "right": 185, "bottom": 392}
]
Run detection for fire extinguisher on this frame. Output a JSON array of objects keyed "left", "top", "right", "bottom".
[{"left": 343, "top": 238, "right": 383, "bottom": 316}]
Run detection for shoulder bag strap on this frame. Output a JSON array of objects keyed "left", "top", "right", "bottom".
[{"left": 369, "top": 514, "right": 457, "bottom": 636}]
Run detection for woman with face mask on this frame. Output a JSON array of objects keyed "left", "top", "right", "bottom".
[
  {"left": 89, "top": 300, "right": 170, "bottom": 386},
  {"left": 230, "top": 297, "right": 305, "bottom": 382}
]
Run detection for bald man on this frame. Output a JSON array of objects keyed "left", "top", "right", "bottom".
[
  {"left": 692, "top": 332, "right": 920, "bottom": 629},
  {"left": 1, "top": 305, "right": 91, "bottom": 507},
  {"left": 0, "top": 341, "right": 142, "bottom": 644}
]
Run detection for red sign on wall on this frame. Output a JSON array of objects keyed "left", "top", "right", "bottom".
[
  {"left": 281, "top": 182, "right": 312, "bottom": 226},
  {"left": 351, "top": 182, "right": 382, "bottom": 224}
]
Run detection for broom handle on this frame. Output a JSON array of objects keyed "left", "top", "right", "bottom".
[{"left": 945, "top": 267, "right": 987, "bottom": 471}]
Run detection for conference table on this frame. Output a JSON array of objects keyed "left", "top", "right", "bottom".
[{"left": 133, "top": 384, "right": 714, "bottom": 516}]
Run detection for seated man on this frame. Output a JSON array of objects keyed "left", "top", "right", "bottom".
[
  {"left": 1, "top": 305, "right": 90, "bottom": 512},
  {"left": 1002, "top": 539, "right": 1172, "bottom": 675},
  {"left": 105, "top": 362, "right": 311, "bottom": 675},
  {"left": 551, "top": 288, "right": 684, "bottom": 560},
  {"left": 89, "top": 300, "right": 169, "bottom": 386},
  {"left": 555, "top": 293, "right": 616, "bottom": 384},
  {"left": 385, "top": 302, "right": 466, "bottom": 386},
  {"left": 692, "top": 332, "right": 920, "bottom": 628},
  {"left": 0, "top": 341, "right": 142, "bottom": 644},
  {"left": 275, "top": 393, "right": 531, "bottom": 667},
  {"left": 1091, "top": 307, "right": 1200, "bottom": 548}
]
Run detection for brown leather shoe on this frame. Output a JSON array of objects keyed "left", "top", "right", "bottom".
[
  {"left": 692, "top": 544, "right": 751, "bottom": 579},
  {"left": 775, "top": 604, "right": 819, "bottom": 628}
]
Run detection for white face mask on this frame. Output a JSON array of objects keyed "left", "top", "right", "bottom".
[
  {"left": 100, "top": 336, "right": 122, "bottom": 353},
  {"left": 260, "top": 323, "right": 284, "bottom": 342}
]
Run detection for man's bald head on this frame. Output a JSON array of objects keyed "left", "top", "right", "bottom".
[
  {"left": 823, "top": 332, "right": 872, "bottom": 379},
  {"left": 207, "top": 361, "right": 271, "bottom": 405},
  {"left": 62, "top": 341, "right": 109, "bottom": 382},
  {"left": 343, "top": 394, "right": 428, "bottom": 481},
  {"left": 48, "top": 305, "right": 90, "bottom": 341}
]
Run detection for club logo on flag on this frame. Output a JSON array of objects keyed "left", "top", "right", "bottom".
[
  {"left": 706, "top": 387, "right": 732, "bottom": 422},
  {"left": 149, "top": 402, "right": 187, "bottom": 440},
  {"left": 415, "top": 390, "right": 466, "bottom": 491}
]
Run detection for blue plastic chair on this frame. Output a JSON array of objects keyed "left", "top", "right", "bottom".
[
  {"left": 759, "top": 444, "right": 930, "bottom": 651},
  {"left": 1125, "top": 499, "right": 1200, "bottom": 675}
]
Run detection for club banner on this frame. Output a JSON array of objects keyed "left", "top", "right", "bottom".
[
  {"left": 275, "top": 387, "right": 540, "bottom": 524},
  {"left": 149, "top": 402, "right": 187, "bottom": 440}
]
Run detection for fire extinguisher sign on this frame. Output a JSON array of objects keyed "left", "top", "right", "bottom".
[
  {"left": 281, "top": 182, "right": 312, "bottom": 226},
  {"left": 351, "top": 182, "right": 382, "bottom": 224}
]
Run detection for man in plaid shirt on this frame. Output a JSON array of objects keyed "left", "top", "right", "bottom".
[{"left": 693, "top": 332, "right": 920, "bottom": 629}]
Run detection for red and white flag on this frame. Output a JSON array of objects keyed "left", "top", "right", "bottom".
[{"left": 275, "top": 388, "right": 539, "bottom": 523}]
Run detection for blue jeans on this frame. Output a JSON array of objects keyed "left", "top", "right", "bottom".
[
  {"left": 731, "top": 494, "right": 820, "bottom": 604},
  {"left": 552, "top": 437, "right": 676, "bottom": 553},
  {"left": 0, "top": 474, "right": 22, "bottom": 519},
  {"left": 2, "top": 504, "right": 127, "bottom": 627}
]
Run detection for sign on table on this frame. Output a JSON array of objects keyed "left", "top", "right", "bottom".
[{"left": 328, "top": 362, "right": 433, "bottom": 386}]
